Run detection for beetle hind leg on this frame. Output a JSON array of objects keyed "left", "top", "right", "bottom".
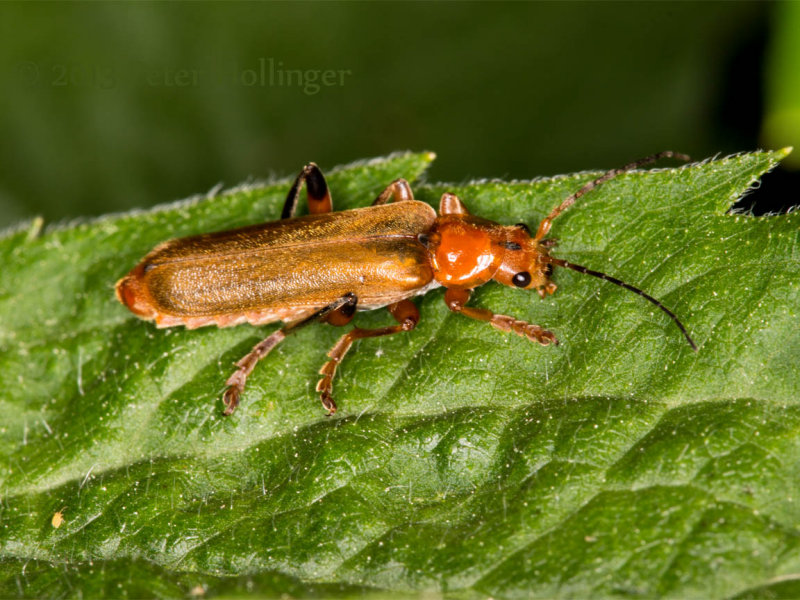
[
  {"left": 317, "top": 299, "right": 420, "bottom": 415},
  {"left": 223, "top": 328, "right": 287, "bottom": 415},
  {"left": 222, "top": 294, "right": 357, "bottom": 415},
  {"left": 281, "top": 163, "right": 333, "bottom": 219}
]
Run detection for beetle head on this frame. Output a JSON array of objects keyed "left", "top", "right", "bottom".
[{"left": 490, "top": 222, "right": 558, "bottom": 299}]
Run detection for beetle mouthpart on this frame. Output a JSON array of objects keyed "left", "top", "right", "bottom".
[{"left": 536, "top": 281, "right": 558, "bottom": 299}]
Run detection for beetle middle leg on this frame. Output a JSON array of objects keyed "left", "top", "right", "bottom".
[
  {"left": 222, "top": 293, "right": 357, "bottom": 415},
  {"left": 281, "top": 162, "right": 333, "bottom": 219},
  {"left": 444, "top": 288, "right": 558, "bottom": 346},
  {"left": 317, "top": 299, "right": 420, "bottom": 415},
  {"left": 372, "top": 179, "right": 414, "bottom": 205}
]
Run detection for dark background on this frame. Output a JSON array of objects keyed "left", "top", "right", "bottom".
[{"left": 1, "top": 2, "right": 797, "bottom": 230}]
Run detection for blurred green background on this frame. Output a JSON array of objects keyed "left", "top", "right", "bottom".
[{"left": 1, "top": 2, "right": 798, "bottom": 230}]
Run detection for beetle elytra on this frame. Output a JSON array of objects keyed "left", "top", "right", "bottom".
[{"left": 116, "top": 153, "right": 697, "bottom": 416}]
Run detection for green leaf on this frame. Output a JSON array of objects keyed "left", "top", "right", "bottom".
[{"left": 1, "top": 150, "right": 797, "bottom": 599}]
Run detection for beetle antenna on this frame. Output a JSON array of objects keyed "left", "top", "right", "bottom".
[
  {"left": 545, "top": 256, "right": 697, "bottom": 351},
  {"left": 534, "top": 151, "right": 691, "bottom": 242}
]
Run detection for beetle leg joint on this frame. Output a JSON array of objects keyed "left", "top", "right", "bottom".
[{"left": 401, "top": 317, "right": 417, "bottom": 331}]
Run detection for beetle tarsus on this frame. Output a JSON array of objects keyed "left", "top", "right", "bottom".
[
  {"left": 316, "top": 358, "right": 340, "bottom": 412},
  {"left": 491, "top": 315, "right": 559, "bottom": 346},
  {"left": 320, "top": 391, "right": 338, "bottom": 415},
  {"left": 222, "top": 386, "right": 240, "bottom": 415}
]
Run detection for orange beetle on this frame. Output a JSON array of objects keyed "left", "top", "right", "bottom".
[{"left": 117, "top": 153, "right": 696, "bottom": 416}]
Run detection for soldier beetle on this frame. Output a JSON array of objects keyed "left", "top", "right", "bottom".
[{"left": 116, "top": 153, "right": 697, "bottom": 416}]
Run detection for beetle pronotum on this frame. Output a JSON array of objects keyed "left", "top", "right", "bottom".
[{"left": 116, "top": 153, "right": 697, "bottom": 415}]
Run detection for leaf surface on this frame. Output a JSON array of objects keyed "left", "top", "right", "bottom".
[{"left": 1, "top": 150, "right": 797, "bottom": 599}]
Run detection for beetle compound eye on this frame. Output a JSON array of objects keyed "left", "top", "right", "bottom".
[{"left": 512, "top": 271, "right": 532, "bottom": 288}]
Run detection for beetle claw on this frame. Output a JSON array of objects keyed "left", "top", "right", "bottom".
[
  {"left": 222, "top": 386, "right": 240, "bottom": 415},
  {"left": 320, "top": 391, "right": 338, "bottom": 415}
]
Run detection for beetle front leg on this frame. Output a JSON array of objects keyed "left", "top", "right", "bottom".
[
  {"left": 222, "top": 293, "right": 357, "bottom": 415},
  {"left": 372, "top": 178, "right": 414, "bottom": 205},
  {"left": 281, "top": 162, "right": 333, "bottom": 219},
  {"left": 317, "top": 299, "right": 420, "bottom": 415},
  {"left": 444, "top": 288, "right": 558, "bottom": 346}
]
